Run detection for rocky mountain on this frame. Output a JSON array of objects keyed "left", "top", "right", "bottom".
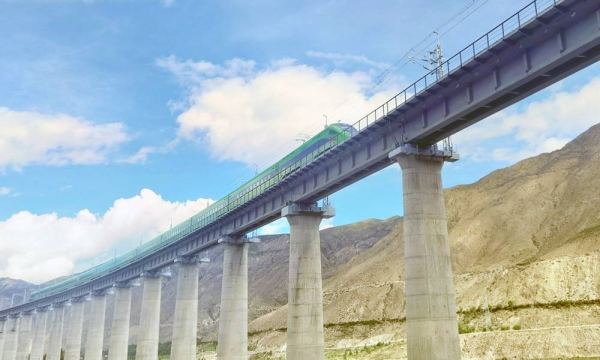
[
  {"left": 116, "top": 217, "right": 402, "bottom": 344},
  {"left": 242, "top": 122, "right": 600, "bottom": 358},
  {"left": 248, "top": 124, "right": 600, "bottom": 326},
  {"left": 19, "top": 123, "right": 600, "bottom": 358},
  {"left": 447, "top": 123, "right": 600, "bottom": 273},
  {"left": 0, "top": 277, "right": 37, "bottom": 308}
]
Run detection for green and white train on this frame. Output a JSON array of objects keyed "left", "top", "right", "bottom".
[{"left": 29, "top": 123, "right": 357, "bottom": 300}]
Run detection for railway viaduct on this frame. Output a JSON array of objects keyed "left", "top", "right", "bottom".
[{"left": 1, "top": 0, "right": 600, "bottom": 358}]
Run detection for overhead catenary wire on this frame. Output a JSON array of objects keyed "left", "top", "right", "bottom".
[
  {"left": 86, "top": 0, "right": 501, "bottom": 272},
  {"left": 115, "top": 0, "right": 499, "bottom": 247},
  {"left": 209, "top": 0, "right": 496, "bottom": 199},
  {"left": 325, "top": 0, "right": 493, "bottom": 124}
]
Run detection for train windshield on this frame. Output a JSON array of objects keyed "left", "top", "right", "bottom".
[{"left": 337, "top": 123, "right": 358, "bottom": 135}]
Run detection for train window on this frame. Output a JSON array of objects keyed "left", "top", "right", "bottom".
[{"left": 337, "top": 123, "right": 358, "bottom": 135}]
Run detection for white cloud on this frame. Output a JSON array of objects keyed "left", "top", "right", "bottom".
[
  {"left": 156, "top": 56, "right": 256, "bottom": 87},
  {"left": 161, "top": 0, "right": 175, "bottom": 7},
  {"left": 454, "top": 77, "right": 600, "bottom": 163},
  {"left": 119, "top": 139, "right": 180, "bottom": 164},
  {"left": 319, "top": 217, "right": 334, "bottom": 230},
  {"left": 0, "top": 187, "right": 10, "bottom": 196},
  {"left": 157, "top": 56, "right": 401, "bottom": 168},
  {"left": 0, "top": 189, "right": 213, "bottom": 283},
  {"left": 0, "top": 108, "right": 129, "bottom": 170},
  {"left": 306, "top": 50, "right": 389, "bottom": 69},
  {"left": 258, "top": 218, "right": 289, "bottom": 236}
]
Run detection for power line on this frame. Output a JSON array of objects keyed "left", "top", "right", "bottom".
[
  {"left": 191, "top": 0, "right": 496, "bottom": 207},
  {"left": 328, "top": 0, "right": 493, "bottom": 119}
]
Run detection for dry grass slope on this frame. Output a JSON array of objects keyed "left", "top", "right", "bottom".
[{"left": 25, "top": 123, "right": 600, "bottom": 358}]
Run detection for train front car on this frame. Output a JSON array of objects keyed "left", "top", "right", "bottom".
[
  {"left": 27, "top": 123, "right": 359, "bottom": 305},
  {"left": 334, "top": 123, "right": 358, "bottom": 138},
  {"left": 279, "top": 123, "right": 357, "bottom": 172}
]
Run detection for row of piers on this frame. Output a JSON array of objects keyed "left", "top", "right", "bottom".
[{"left": 0, "top": 147, "right": 461, "bottom": 360}]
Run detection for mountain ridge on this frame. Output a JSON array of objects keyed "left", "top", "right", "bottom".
[{"left": 4, "top": 122, "right": 600, "bottom": 359}]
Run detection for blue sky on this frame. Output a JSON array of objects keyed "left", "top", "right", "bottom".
[{"left": 1, "top": 0, "right": 599, "bottom": 283}]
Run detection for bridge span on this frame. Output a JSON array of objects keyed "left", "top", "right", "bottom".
[{"left": 1, "top": 0, "right": 600, "bottom": 359}]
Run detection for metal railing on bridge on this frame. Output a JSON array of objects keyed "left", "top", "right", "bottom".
[
  {"left": 26, "top": 0, "right": 565, "bottom": 306},
  {"left": 349, "top": 0, "right": 563, "bottom": 136},
  {"left": 272, "top": 0, "right": 565, "bottom": 187}
]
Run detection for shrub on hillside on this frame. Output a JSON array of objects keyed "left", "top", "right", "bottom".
[{"left": 458, "top": 323, "right": 476, "bottom": 334}]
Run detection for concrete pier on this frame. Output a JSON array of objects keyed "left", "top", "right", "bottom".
[
  {"left": 390, "top": 146, "right": 461, "bottom": 360},
  {"left": 108, "top": 285, "right": 133, "bottom": 360},
  {"left": 30, "top": 309, "right": 48, "bottom": 360},
  {"left": 217, "top": 238, "right": 249, "bottom": 360},
  {"left": 170, "top": 259, "right": 200, "bottom": 360},
  {"left": 2, "top": 316, "right": 19, "bottom": 360},
  {"left": 47, "top": 305, "right": 65, "bottom": 360},
  {"left": 0, "top": 318, "right": 6, "bottom": 359},
  {"left": 135, "top": 274, "right": 162, "bottom": 360},
  {"left": 282, "top": 203, "right": 334, "bottom": 360},
  {"left": 15, "top": 312, "right": 32, "bottom": 360},
  {"left": 85, "top": 292, "right": 107, "bottom": 360},
  {"left": 64, "top": 299, "right": 84, "bottom": 360}
]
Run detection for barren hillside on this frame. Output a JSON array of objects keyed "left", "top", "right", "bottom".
[
  {"left": 0, "top": 277, "right": 36, "bottom": 308},
  {"left": 243, "top": 123, "right": 600, "bottom": 358},
  {"left": 54, "top": 123, "right": 600, "bottom": 358},
  {"left": 447, "top": 124, "right": 600, "bottom": 272}
]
